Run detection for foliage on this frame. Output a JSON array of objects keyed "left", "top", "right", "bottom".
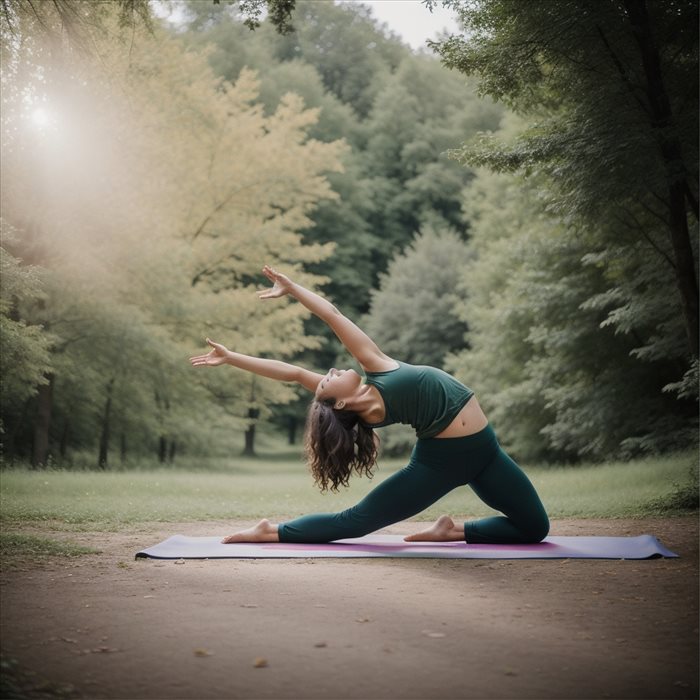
[
  {"left": 359, "top": 54, "right": 502, "bottom": 272},
  {"left": 430, "top": 0, "right": 699, "bottom": 358},
  {"left": 427, "top": 0, "right": 698, "bottom": 460},
  {"left": 447, "top": 161, "right": 695, "bottom": 461},
  {"left": 0, "top": 6, "right": 343, "bottom": 465},
  {"left": 363, "top": 226, "right": 472, "bottom": 368},
  {"left": 449, "top": 162, "right": 697, "bottom": 462},
  {"left": 269, "top": 0, "right": 405, "bottom": 119},
  {"left": 645, "top": 462, "right": 699, "bottom": 513},
  {"left": 177, "top": 0, "right": 503, "bottom": 318},
  {"left": 233, "top": 0, "right": 297, "bottom": 34},
  {"left": 0, "top": 232, "right": 53, "bottom": 433},
  {"left": 0, "top": 0, "right": 153, "bottom": 61},
  {"left": 171, "top": 0, "right": 504, "bottom": 451}
]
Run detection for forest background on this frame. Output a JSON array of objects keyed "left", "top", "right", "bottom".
[{"left": 1, "top": 0, "right": 697, "bottom": 473}]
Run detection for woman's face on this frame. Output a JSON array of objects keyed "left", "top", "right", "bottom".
[{"left": 315, "top": 368, "right": 362, "bottom": 404}]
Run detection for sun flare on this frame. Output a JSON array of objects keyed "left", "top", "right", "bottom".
[{"left": 31, "top": 107, "right": 52, "bottom": 128}]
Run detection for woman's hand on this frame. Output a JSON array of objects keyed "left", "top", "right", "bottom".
[
  {"left": 257, "top": 265, "right": 294, "bottom": 300},
  {"left": 189, "top": 338, "right": 231, "bottom": 367}
]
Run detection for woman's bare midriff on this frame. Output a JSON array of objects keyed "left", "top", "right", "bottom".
[{"left": 434, "top": 396, "right": 489, "bottom": 438}]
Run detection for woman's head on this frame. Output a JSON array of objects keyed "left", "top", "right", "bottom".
[
  {"left": 314, "top": 368, "right": 362, "bottom": 408},
  {"left": 304, "top": 381, "right": 378, "bottom": 492}
]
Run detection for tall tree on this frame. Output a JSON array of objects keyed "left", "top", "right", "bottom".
[
  {"left": 0, "top": 6, "right": 343, "bottom": 464},
  {"left": 363, "top": 226, "right": 472, "bottom": 369},
  {"left": 430, "top": 0, "right": 698, "bottom": 358},
  {"left": 177, "top": 1, "right": 503, "bottom": 315},
  {"left": 449, "top": 162, "right": 696, "bottom": 462},
  {"left": 0, "top": 229, "right": 52, "bottom": 460}
]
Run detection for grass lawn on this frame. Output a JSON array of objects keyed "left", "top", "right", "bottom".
[{"left": 1, "top": 450, "right": 696, "bottom": 531}]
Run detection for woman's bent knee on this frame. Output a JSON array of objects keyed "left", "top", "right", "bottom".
[{"left": 524, "top": 514, "right": 549, "bottom": 543}]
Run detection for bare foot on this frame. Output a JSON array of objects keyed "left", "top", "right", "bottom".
[
  {"left": 403, "top": 515, "right": 464, "bottom": 542},
  {"left": 222, "top": 518, "right": 280, "bottom": 543}
]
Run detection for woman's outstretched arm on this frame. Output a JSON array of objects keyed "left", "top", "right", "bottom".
[
  {"left": 258, "top": 265, "right": 396, "bottom": 372},
  {"left": 190, "top": 338, "right": 324, "bottom": 393}
]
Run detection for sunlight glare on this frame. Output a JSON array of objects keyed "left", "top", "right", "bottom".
[{"left": 31, "top": 107, "right": 52, "bottom": 128}]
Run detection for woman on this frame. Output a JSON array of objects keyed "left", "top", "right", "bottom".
[{"left": 190, "top": 265, "right": 549, "bottom": 546}]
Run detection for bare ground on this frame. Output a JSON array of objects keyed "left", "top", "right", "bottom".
[{"left": 1, "top": 517, "right": 698, "bottom": 700}]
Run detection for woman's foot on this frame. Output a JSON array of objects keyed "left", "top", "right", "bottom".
[
  {"left": 403, "top": 515, "right": 464, "bottom": 542},
  {"left": 222, "top": 518, "right": 280, "bottom": 543}
]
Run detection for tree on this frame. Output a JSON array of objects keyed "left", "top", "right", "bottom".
[
  {"left": 0, "top": 7, "right": 343, "bottom": 464},
  {"left": 363, "top": 226, "right": 472, "bottom": 368},
  {"left": 268, "top": 0, "right": 405, "bottom": 119},
  {"left": 430, "top": 0, "right": 698, "bottom": 359},
  {"left": 448, "top": 163, "right": 696, "bottom": 462},
  {"left": 0, "top": 228, "right": 52, "bottom": 458},
  {"left": 360, "top": 52, "right": 502, "bottom": 276},
  {"left": 177, "top": 0, "right": 504, "bottom": 317}
]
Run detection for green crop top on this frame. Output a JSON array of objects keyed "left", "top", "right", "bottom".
[{"left": 363, "top": 361, "right": 474, "bottom": 439}]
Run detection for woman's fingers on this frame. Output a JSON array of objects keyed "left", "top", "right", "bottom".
[
  {"left": 190, "top": 342, "right": 225, "bottom": 365},
  {"left": 191, "top": 356, "right": 222, "bottom": 367}
]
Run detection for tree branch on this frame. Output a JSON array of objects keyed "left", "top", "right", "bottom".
[
  {"left": 190, "top": 179, "right": 278, "bottom": 242},
  {"left": 616, "top": 208, "right": 676, "bottom": 270},
  {"left": 595, "top": 23, "right": 651, "bottom": 116}
]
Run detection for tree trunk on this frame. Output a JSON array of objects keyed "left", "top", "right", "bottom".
[
  {"left": 32, "top": 374, "right": 54, "bottom": 468},
  {"left": 667, "top": 182, "right": 699, "bottom": 356},
  {"left": 242, "top": 407, "right": 260, "bottom": 456},
  {"left": 59, "top": 418, "right": 70, "bottom": 460},
  {"left": 624, "top": 0, "right": 699, "bottom": 356},
  {"left": 158, "top": 436, "right": 167, "bottom": 463},
  {"left": 243, "top": 424, "right": 256, "bottom": 456},
  {"left": 98, "top": 378, "right": 115, "bottom": 469},
  {"left": 168, "top": 440, "right": 176, "bottom": 463},
  {"left": 5, "top": 397, "right": 31, "bottom": 463},
  {"left": 287, "top": 415, "right": 297, "bottom": 445},
  {"left": 154, "top": 388, "right": 171, "bottom": 463},
  {"left": 120, "top": 432, "right": 127, "bottom": 465}
]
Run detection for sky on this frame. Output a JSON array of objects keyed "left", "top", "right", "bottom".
[
  {"left": 351, "top": 1, "right": 461, "bottom": 50},
  {"left": 152, "top": 1, "right": 461, "bottom": 51}
]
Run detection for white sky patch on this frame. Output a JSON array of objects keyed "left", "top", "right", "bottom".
[
  {"left": 150, "top": 1, "right": 460, "bottom": 50},
  {"left": 347, "top": 0, "right": 460, "bottom": 50}
]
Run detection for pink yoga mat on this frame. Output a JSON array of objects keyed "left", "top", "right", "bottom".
[{"left": 135, "top": 534, "right": 678, "bottom": 560}]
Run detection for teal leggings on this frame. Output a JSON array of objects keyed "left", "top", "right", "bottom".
[{"left": 278, "top": 424, "right": 549, "bottom": 544}]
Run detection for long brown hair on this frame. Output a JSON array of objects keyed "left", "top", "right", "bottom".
[{"left": 304, "top": 399, "right": 379, "bottom": 492}]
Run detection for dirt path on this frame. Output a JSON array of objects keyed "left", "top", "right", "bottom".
[{"left": 1, "top": 517, "right": 697, "bottom": 700}]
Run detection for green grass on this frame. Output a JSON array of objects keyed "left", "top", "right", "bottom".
[
  {"left": 0, "top": 450, "right": 696, "bottom": 530},
  {"left": 0, "top": 533, "right": 99, "bottom": 569}
]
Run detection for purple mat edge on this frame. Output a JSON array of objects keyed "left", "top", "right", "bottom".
[{"left": 135, "top": 533, "right": 679, "bottom": 560}]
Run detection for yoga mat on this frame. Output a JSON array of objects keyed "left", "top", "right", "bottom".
[{"left": 136, "top": 534, "right": 678, "bottom": 560}]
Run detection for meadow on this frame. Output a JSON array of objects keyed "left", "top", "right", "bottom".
[{"left": 1, "top": 448, "right": 696, "bottom": 532}]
